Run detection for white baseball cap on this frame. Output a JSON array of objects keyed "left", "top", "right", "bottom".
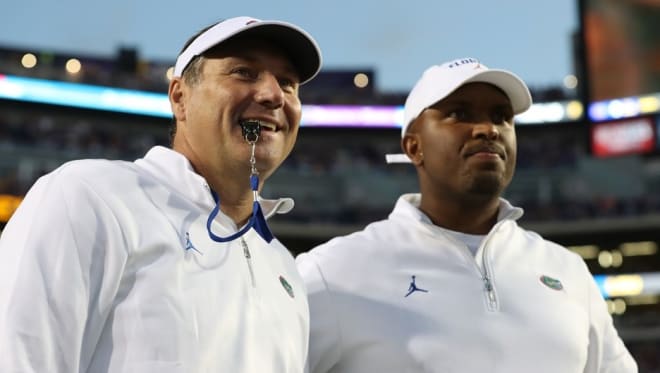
[
  {"left": 385, "top": 57, "right": 532, "bottom": 164},
  {"left": 173, "top": 16, "right": 322, "bottom": 84}
]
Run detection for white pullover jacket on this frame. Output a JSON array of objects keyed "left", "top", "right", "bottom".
[
  {"left": 0, "top": 146, "right": 309, "bottom": 373},
  {"left": 297, "top": 194, "right": 637, "bottom": 373}
]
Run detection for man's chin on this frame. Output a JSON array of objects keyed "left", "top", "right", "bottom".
[{"left": 468, "top": 174, "right": 506, "bottom": 196}]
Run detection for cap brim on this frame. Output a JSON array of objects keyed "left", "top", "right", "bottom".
[
  {"left": 464, "top": 69, "right": 532, "bottom": 114},
  {"left": 385, "top": 154, "right": 412, "bottom": 164},
  {"left": 230, "top": 22, "right": 322, "bottom": 85}
]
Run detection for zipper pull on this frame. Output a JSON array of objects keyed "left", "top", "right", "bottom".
[
  {"left": 483, "top": 276, "right": 496, "bottom": 307},
  {"left": 241, "top": 237, "right": 256, "bottom": 287}
]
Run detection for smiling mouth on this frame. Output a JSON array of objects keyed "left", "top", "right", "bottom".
[{"left": 260, "top": 122, "right": 277, "bottom": 131}]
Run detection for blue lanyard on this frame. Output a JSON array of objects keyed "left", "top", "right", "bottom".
[{"left": 205, "top": 122, "right": 273, "bottom": 243}]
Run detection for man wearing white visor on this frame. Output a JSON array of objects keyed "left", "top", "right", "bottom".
[
  {"left": 0, "top": 16, "right": 321, "bottom": 372},
  {"left": 297, "top": 58, "right": 637, "bottom": 372}
]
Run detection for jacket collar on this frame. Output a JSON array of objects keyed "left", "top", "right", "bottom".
[
  {"left": 135, "top": 146, "right": 294, "bottom": 219},
  {"left": 392, "top": 193, "right": 524, "bottom": 225}
]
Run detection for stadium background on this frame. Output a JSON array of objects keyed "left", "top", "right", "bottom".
[{"left": 1, "top": 0, "right": 659, "bottom": 370}]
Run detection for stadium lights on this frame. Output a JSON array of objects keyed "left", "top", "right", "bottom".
[
  {"left": 21, "top": 53, "right": 37, "bottom": 69},
  {"left": 594, "top": 272, "right": 660, "bottom": 298},
  {"left": 568, "top": 244, "right": 599, "bottom": 259},
  {"left": 563, "top": 74, "right": 578, "bottom": 90},
  {"left": 165, "top": 67, "right": 175, "bottom": 82},
  {"left": 605, "top": 295, "right": 659, "bottom": 315},
  {"left": 0, "top": 74, "right": 584, "bottom": 126},
  {"left": 2, "top": 73, "right": 659, "bottom": 125},
  {"left": 638, "top": 96, "right": 660, "bottom": 114},
  {"left": 353, "top": 73, "right": 369, "bottom": 88},
  {"left": 620, "top": 241, "right": 658, "bottom": 256},
  {"left": 589, "top": 93, "right": 660, "bottom": 121},
  {"left": 606, "top": 298, "right": 627, "bottom": 315},
  {"left": 65, "top": 58, "right": 82, "bottom": 74},
  {"left": 569, "top": 242, "right": 658, "bottom": 261},
  {"left": 598, "top": 250, "right": 623, "bottom": 268},
  {"left": 623, "top": 294, "right": 659, "bottom": 306}
]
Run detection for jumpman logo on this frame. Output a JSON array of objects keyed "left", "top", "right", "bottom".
[
  {"left": 184, "top": 232, "right": 202, "bottom": 254},
  {"left": 405, "top": 275, "right": 428, "bottom": 297}
]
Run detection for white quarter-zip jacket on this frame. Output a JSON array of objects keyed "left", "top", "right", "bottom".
[
  {"left": 0, "top": 146, "right": 309, "bottom": 373},
  {"left": 297, "top": 194, "right": 637, "bottom": 373}
]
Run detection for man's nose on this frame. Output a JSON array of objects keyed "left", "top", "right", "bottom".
[
  {"left": 254, "top": 73, "right": 284, "bottom": 109},
  {"left": 472, "top": 121, "right": 500, "bottom": 140}
]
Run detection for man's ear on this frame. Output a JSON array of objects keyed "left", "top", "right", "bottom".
[
  {"left": 402, "top": 130, "right": 424, "bottom": 166},
  {"left": 168, "top": 78, "right": 186, "bottom": 122}
]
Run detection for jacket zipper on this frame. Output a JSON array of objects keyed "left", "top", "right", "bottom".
[
  {"left": 479, "top": 230, "right": 500, "bottom": 311},
  {"left": 444, "top": 227, "right": 500, "bottom": 311},
  {"left": 483, "top": 274, "right": 497, "bottom": 310},
  {"left": 241, "top": 237, "right": 256, "bottom": 287}
]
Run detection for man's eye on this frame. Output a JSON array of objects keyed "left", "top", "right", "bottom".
[
  {"left": 278, "top": 77, "right": 297, "bottom": 91},
  {"left": 492, "top": 111, "right": 513, "bottom": 124},
  {"left": 449, "top": 109, "right": 468, "bottom": 120},
  {"left": 232, "top": 67, "right": 257, "bottom": 79}
]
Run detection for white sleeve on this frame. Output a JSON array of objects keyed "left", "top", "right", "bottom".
[
  {"left": 0, "top": 172, "right": 127, "bottom": 372},
  {"left": 296, "top": 252, "right": 342, "bottom": 373},
  {"left": 583, "top": 272, "right": 638, "bottom": 373}
]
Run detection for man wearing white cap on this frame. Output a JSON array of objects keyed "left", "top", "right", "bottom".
[
  {"left": 0, "top": 16, "right": 322, "bottom": 372},
  {"left": 296, "top": 58, "right": 637, "bottom": 372}
]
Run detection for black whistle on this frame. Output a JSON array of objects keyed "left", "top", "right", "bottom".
[{"left": 240, "top": 120, "right": 261, "bottom": 143}]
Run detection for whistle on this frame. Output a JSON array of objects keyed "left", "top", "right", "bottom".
[{"left": 240, "top": 120, "right": 261, "bottom": 144}]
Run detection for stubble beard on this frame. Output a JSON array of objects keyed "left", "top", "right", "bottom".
[{"left": 465, "top": 172, "right": 507, "bottom": 199}]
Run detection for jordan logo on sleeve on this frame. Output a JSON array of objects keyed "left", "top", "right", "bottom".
[
  {"left": 184, "top": 232, "right": 202, "bottom": 255},
  {"left": 405, "top": 275, "right": 429, "bottom": 297}
]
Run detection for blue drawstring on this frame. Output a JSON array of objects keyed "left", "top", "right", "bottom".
[{"left": 205, "top": 174, "right": 274, "bottom": 243}]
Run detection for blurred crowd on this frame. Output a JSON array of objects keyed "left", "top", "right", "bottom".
[{"left": 2, "top": 108, "right": 660, "bottom": 228}]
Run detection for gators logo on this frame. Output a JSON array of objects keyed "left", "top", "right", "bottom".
[
  {"left": 280, "top": 275, "right": 295, "bottom": 298},
  {"left": 540, "top": 275, "right": 563, "bottom": 291}
]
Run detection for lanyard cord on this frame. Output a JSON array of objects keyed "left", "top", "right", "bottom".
[
  {"left": 206, "top": 174, "right": 259, "bottom": 242},
  {"left": 205, "top": 121, "right": 273, "bottom": 243}
]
